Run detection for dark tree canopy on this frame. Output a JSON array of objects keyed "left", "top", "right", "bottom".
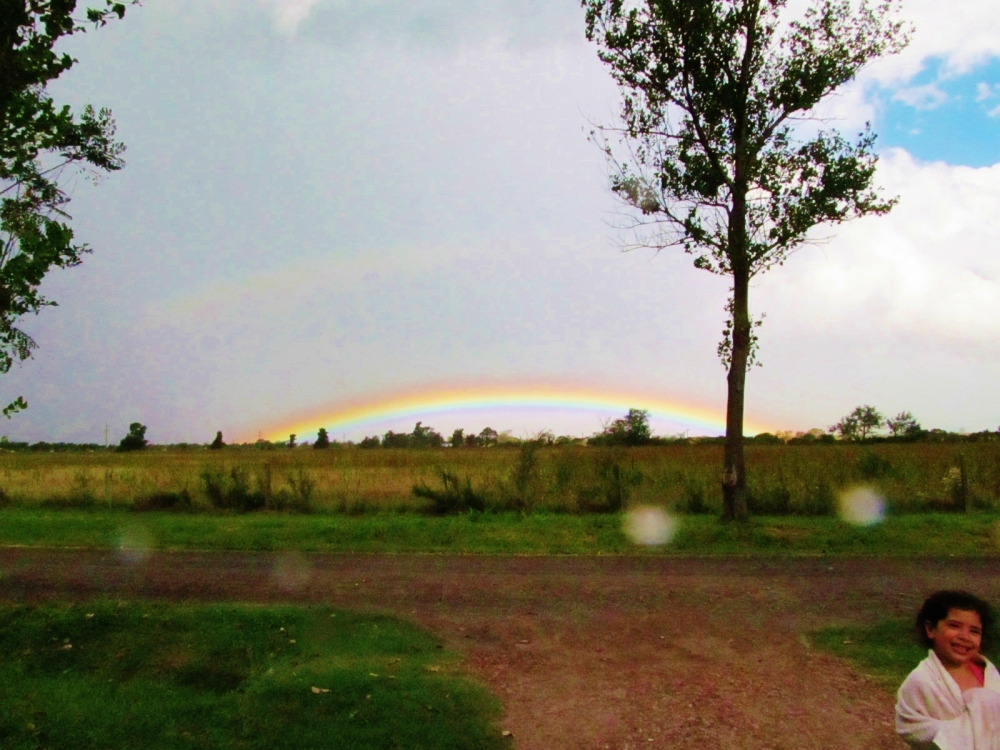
[
  {"left": 583, "top": 0, "right": 908, "bottom": 519},
  {"left": 314, "top": 427, "right": 330, "bottom": 449},
  {"left": 830, "top": 404, "right": 883, "bottom": 441},
  {"left": 117, "top": 421, "right": 146, "bottom": 451},
  {"left": 592, "top": 408, "right": 654, "bottom": 446},
  {"left": 0, "top": 1, "right": 137, "bottom": 416},
  {"left": 886, "top": 410, "right": 921, "bottom": 438}
]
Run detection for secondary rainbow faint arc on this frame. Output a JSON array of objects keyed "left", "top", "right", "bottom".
[{"left": 263, "top": 385, "right": 773, "bottom": 440}]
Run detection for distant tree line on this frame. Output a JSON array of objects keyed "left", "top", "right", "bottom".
[{"left": 3, "top": 405, "right": 998, "bottom": 453}]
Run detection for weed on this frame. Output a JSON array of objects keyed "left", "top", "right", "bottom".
[
  {"left": 857, "top": 450, "right": 893, "bottom": 480},
  {"left": 577, "top": 449, "right": 643, "bottom": 513},
  {"left": 684, "top": 481, "right": 712, "bottom": 514},
  {"left": 413, "top": 471, "right": 487, "bottom": 515},
  {"left": 506, "top": 442, "right": 541, "bottom": 512},
  {"left": 133, "top": 490, "right": 193, "bottom": 512},
  {"left": 273, "top": 467, "right": 314, "bottom": 513},
  {"left": 800, "top": 479, "right": 835, "bottom": 516},
  {"left": 200, "top": 465, "right": 265, "bottom": 513},
  {"left": 749, "top": 484, "right": 791, "bottom": 515}
]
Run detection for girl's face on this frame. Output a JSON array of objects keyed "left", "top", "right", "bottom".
[{"left": 926, "top": 608, "right": 983, "bottom": 668}]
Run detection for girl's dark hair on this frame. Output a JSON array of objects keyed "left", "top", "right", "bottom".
[{"left": 917, "top": 590, "right": 995, "bottom": 649}]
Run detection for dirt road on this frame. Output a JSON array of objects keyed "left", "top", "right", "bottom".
[{"left": 3, "top": 548, "right": 994, "bottom": 749}]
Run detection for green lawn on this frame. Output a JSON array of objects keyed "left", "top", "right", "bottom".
[
  {"left": 0, "top": 507, "right": 999, "bottom": 556},
  {"left": 0, "top": 602, "right": 506, "bottom": 750},
  {"left": 810, "top": 618, "right": 1000, "bottom": 692},
  {"left": 809, "top": 619, "right": 927, "bottom": 690}
]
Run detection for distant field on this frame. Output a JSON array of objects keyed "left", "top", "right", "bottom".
[{"left": 0, "top": 443, "right": 997, "bottom": 516}]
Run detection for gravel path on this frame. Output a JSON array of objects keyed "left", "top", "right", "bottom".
[{"left": 4, "top": 548, "right": 996, "bottom": 749}]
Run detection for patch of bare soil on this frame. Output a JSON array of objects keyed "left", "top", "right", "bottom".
[{"left": 4, "top": 549, "right": 996, "bottom": 749}]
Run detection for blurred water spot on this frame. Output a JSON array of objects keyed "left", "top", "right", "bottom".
[
  {"left": 624, "top": 506, "right": 677, "bottom": 546},
  {"left": 838, "top": 487, "right": 885, "bottom": 526},
  {"left": 272, "top": 552, "right": 312, "bottom": 592},
  {"left": 116, "top": 523, "right": 153, "bottom": 565}
]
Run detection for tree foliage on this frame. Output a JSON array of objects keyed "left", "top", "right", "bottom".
[
  {"left": 0, "top": 1, "right": 137, "bottom": 413},
  {"left": 829, "top": 404, "right": 883, "bottom": 441},
  {"left": 592, "top": 408, "right": 654, "bottom": 446},
  {"left": 582, "top": 0, "right": 908, "bottom": 519},
  {"left": 314, "top": 427, "right": 330, "bottom": 449},
  {"left": 117, "top": 421, "right": 146, "bottom": 451},
  {"left": 886, "top": 410, "right": 921, "bottom": 438},
  {"left": 209, "top": 430, "right": 225, "bottom": 450}
]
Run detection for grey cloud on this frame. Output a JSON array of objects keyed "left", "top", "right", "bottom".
[{"left": 301, "top": 0, "right": 585, "bottom": 50}]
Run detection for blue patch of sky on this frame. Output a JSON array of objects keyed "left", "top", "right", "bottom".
[{"left": 874, "top": 56, "right": 1000, "bottom": 167}]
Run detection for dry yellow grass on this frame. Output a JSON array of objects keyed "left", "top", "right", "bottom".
[{"left": 0, "top": 442, "right": 997, "bottom": 514}]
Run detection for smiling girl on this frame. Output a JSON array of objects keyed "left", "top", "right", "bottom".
[{"left": 896, "top": 590, "right": 1000, "bottom": 749}]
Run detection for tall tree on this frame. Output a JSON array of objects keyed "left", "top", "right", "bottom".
[
  {"left": 314, "top": 427, "right": 331, "bottom": 449},
  {"left": 583, "top": 0, "right": 908, "bottom": 519},
  {"left": 1, "top": 1, "right": 137, "bottom": 416},
  {"left": 117, "top": 421, "right": 146, "bottom": 451},
  {"left": 886, "top": 410, "right": 920, "bottom": 438},
  {"left": 830, "top": 404, "right": 883, "bottom": 441}
]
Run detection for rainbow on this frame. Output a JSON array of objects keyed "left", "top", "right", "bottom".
[{"left": 258, "top": 382, "right": 774, "bottom": 442}]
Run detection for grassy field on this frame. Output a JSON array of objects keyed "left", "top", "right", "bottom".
[
  {"left": 0, "top": 442, "right": 998, "bottom": 516},
  {"left": 0, "top": 601, "right": 506, "bottom": 750},
  {"left": 810, "top": 619, "right": 931, "bottom": 691},
  {"left": 1, "top": 507, "right": 999, "bottom": 556}
]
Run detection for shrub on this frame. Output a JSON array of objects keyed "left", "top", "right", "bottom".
[
  {"left": 134, "top": 490, "right": 193, "bottom": 512},
  {"left": 507, "top": 441, "right": 541, "bottom": 512},
  {"left": 413, "top": 471, "right": 486, "bottom": 514},
  {"left": 590, "top": 408, "right": 653, "bottom": 447},
  {"left": 200, "top": 465, "right": 265, "bottom": 513},
  {"left": 800, "top": 479, "right": 835, "bottom": 516},
  {"left": 277, "top": 467, "right": 315, "bottom": 512},
  {"left": 749, "top": 484, "right": 792, "bottom": 515},
  {"left": 684, "top": 480, "right": 712, "bottom": 514},
  {"left": 576, "top": 449, "right": 643, "bottom": 513},
  {"left": 749, "top": 432, "right": 783, "bottom": 445},
  {"left": 944, "top": 457, "right": 969, "bottom": 512},
  {"left": 857, "top": 450, "right": 893, "bottom": 480}
]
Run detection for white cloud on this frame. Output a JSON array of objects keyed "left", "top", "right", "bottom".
[
  {"left": 785, "top": 0, "right": 1000, "bottom": 132},
  {"left": 258, "top": 0, "right": 320, "bottom": 37},
  {"left": 891, "top": 82, "right": 948, "bottom": 109},
  {"left": 760, "top": 149, "right": 1000, "bottom": 347},
  {"left": 865, "top": 0, "right": 1000, "bottom": 83}
]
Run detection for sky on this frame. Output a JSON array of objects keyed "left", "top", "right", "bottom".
[{"left": 5, "top": 0, "right": 1000, "bottom": 444}]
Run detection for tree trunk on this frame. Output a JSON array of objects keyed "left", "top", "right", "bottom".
[
  {"left": 722, "top": 171, "right": 751, "bottom": 521},
  {"left": 722, "top": 269, "right": 751, "bottom": 521}
]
